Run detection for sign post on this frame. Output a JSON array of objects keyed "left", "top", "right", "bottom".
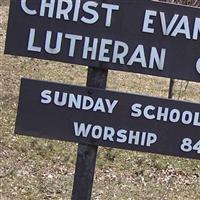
[{"left": 72, "top": 67, "right": 108, "bottom": 200}]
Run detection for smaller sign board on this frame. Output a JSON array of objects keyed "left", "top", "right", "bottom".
[{"left": 15, "top": 78, "right": 200, "bottom": 160}]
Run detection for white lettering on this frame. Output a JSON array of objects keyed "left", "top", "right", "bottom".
[
  {"left": 171, "top": 16, "right": 191, "bottom": 39},
  {"left": 144, "top": 105, "right": 156, "bottom": 120},
  {"left": 196, "top": 58, "right": 200, "bottom": 74},
  {"left": 193, "top": 18, "right": 200, "bottom": 40},
  {"left": 160, "top": 12, "right": 179, "bottom": 35},
  {"left": 74, "top": 122, "right": 92, "bottom": 137},
  {"left": 105, "top": 99, "right": 118, "bottom": 114},
  {"left": 127, "top": 45, "right": 147, "bottom": 68},
  {"left": 93, "top": 98, "right": 105, "bottom": 112},
  {"left": 157, "top": 107, "right": 169, "bottom": 121},
  {"left": 103, "top": 126, "right": 115, "bottom": 141},
  {"left": 81, "top": 1, "right": 98, "bottom": 24},
  {"left": 131, "top": 103, "right": 142, "bottom": 117},
  {"left": 73, "top": 0, "right": 81, "bottom": 21},
  {"left": 140, "top": 132, "right": 147, "bottom": 146},
  {"left": 101, "top": 3, "right": 119, "bottom": 27},
  {"left": 142, "top": 10, "right": 157, "bottom": 34},
  {"left": 68, "top": 94, "right": 82, "bottom": 109},
  {"left": 82, "top": 37, "right": 98, "bottom": 60},
  {"left": 65, "top": 34, "right": 83, "bottom": 57},
  {"left": 181, "top": 111, "right": 193, "bottom": 125},
  {"left": 82, "top": 96, "right": 94, "bottom": 110},
  {"left": 169, "top": 109, "right": 181, "bottom": 122},
  {"left": 54, "top": 91, "right": 67, "bottom": 106},
  {"left": 128, "top": 131, "right": 140, "bottom": 145},
  {"left": 116, "top": 129, "right": 127, "bottom": 143},
  {"left": 149, "top": 47, "right": 166, "bottom": 70},
  {"left": 91, "top": 125, "right": 102, "bottom": 139},
  {"left": 41, "top": 90, "right": 52, "bottom": 104},
  {"left": 99, "top": 39, "right": 112, "bottom": 62},
  {"left": 27, "top": 28, "right": 41, "bottom": 52},
  {"left": 193, "top": 112, "right": 200, "bottom": 126},
  {"left": 21, "top": 0, "right": 37, "bottom": 15},
  {"left": 56, "top": 0, "right": 73, "bottom": 20},
  {"left": 45, "top": 31, "right": 63, "bottom": 54},
  {"left": 146, "top": 133, "right": 157, "bottom": 146},
  {"left": 112, "top": 41, "right": 129, "bottom": 64},
  {"left": 40, "top": 0, "right": 55, "bottom": 18}
]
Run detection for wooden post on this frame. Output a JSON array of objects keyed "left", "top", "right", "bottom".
[{"left": 71, "top": 67, "right": 108, "bottom": 200}]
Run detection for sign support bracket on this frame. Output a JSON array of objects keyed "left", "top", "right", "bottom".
[{"left": 71, "top": 67, "right": 108, "bottom": 200}]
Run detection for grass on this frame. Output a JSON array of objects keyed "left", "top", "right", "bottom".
[{"left": 1, "top": 2, "right": 200, "bottom": 200}]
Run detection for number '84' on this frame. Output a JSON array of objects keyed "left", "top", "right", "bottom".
[{"left": 180, "top": 138, "right": 200, "bottom": 154}]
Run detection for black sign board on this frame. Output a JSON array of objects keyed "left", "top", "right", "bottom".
[
  {"left": 16, "top": 78, "right": 200, "bottom": 160},
  {"left": 5, "top": 0, "right": 200, "bottom": 82}
]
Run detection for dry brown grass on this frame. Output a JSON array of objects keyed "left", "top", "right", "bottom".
[{"left": 1, "top": 1, "right": 200, "bottom": 200}]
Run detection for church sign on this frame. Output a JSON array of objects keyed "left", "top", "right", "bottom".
[
  {"left": 16, "top": 78, "right": 200, "bottom": 160},
  {"left": 5, "top": 0, "right": 200, "bottom": 82}
]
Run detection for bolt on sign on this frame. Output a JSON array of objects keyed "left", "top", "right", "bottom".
[
  {"left": 16, "top": 78, "right": 200, "bottom": 160},
  {"left": 4, "top": 0, "right": 200, "bottom": 82}
]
